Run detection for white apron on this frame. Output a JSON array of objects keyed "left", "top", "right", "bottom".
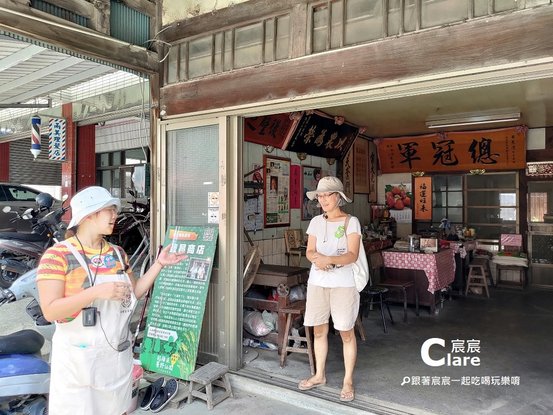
[{"left": 48, "top": 242, "right": 137, "bottom": 415}]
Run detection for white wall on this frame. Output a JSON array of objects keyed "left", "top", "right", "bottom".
[{"left": 162, "top": 0, "right": 249, "bottom": 25}]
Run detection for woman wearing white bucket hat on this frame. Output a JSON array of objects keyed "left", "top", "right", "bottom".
[
  {"left": 298, "top": 176, "right": 361, "bottom": 403},
  {"left": 37, "top": 186, "right": 186, "bottom": 415}
]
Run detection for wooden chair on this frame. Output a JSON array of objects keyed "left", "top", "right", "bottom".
[{"left": 284, "top": 229, "right": 305, "bottom": 266}]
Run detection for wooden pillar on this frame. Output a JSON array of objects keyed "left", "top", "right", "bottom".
[
  {"left": 61, "top": 103, "right": 77, "bottom": 199},
  {"left": 76, "top": 125, "right": 96, "bottom": 189},
  {"left": 0, "top": 142, "right": 9, "bottom": 181}
]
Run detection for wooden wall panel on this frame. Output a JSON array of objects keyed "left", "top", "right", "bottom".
[{"left": 161, "top": 7, "right": 553, "bottom": 117}]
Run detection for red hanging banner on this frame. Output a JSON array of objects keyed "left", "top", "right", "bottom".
[
  {"left": 376, "top": 126, "right": 527, "bottom": 174},
  {"left": 414, "top": 176, "right": 432, "bottom": 221}
]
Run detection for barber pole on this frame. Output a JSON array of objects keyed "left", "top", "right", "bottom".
[{"left": 30, "top": 115, "right": 41, "bottom": 159}]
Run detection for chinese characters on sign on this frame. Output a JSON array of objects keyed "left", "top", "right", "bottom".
[
  {"left": 414, "top": 176, "right": 432, "bottom": 220},
  {"left": 342, "top": 148, "right": 354, "bottom": 202},
  {"left": 48, "top": 118, "right": 66, "bottom": 161},
  {"left": 243, "top": 114, "right": 299, "bottom": 149},
  {"left": 354, "top": 138, "right": 370, "bottom": 194},
  {"left": 376, "top": 127, "right": 527, "bottom": 174},
  {"left": 283, "top": 110, "right": 360, "bottom": 160},
  {"left": 140, "top": 226, "right": 218, "bottom": 380},
  {"left": 368, "top": 141, "right": 378, "bottom": 202}
]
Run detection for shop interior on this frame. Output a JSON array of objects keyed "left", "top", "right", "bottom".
[{"left": 239, "top": 81, "right": 553, "bottom": 414}]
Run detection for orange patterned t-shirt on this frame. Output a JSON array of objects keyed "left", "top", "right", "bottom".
[{"left": 37, "top": 236, "right": 131, "bottom": 323}]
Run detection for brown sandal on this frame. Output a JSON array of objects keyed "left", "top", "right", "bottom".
[{"left": 298, "top": 379, "right": 326, "bottom": 391}]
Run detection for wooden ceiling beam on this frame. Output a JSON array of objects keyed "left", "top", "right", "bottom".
[{"left": 0, "top": 5, "right": 159, "bottom": 74}]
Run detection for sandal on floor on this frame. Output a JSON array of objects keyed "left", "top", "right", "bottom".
[
  {"left": 339, "top": 388, "right": 355, "bottom": 402},
  {"left": 139, "top": 377, "right": 165, "bottom": 410},
  {"left": 150, "top": 378, "right": 179, "bottom": 413},
  {"left": 298, "top": 379, "right": 326, "bottom": 391}
]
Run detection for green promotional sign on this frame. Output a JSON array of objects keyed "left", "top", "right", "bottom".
[{"left": 140, "top": 225, "right": 218, "bottom": 380}]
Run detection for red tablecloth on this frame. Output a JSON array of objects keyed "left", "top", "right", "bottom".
[{"left": 381, "top": 249, "right": 455, "bottom": 293}]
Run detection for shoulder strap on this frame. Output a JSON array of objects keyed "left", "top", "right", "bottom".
[
  {"left": 62, "top": 240, "right": 94, "bottom": 286},
  {"left": 344, "top": 214, "right": 351, "bottom": 233},
  {"left": 108, "top": 242, "right": 126, "bottom": 269}
]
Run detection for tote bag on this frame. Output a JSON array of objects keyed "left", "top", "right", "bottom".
[{"left": 344, "top": 215, "right": 370, "bottom": 292}]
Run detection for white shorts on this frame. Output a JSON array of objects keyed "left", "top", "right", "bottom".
[{"left": 303, "top": 285, "right": 360, "bottom": 331}]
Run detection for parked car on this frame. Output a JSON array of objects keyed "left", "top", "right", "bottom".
[{"left": 0, "top": 183, "right": 60, "bottom": 231}]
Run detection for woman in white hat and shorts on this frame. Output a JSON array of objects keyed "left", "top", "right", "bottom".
[
  {"left": 298, "top": 176, "right": 362, "bottom": 403},
  {"left": 37, "top": 186, "right": 186, "bottom": 415}
]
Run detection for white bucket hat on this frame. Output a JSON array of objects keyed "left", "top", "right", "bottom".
[
  {"left": 306, "top": 176, "right": 352, "bottom": 204},
  {"left": 68, "top": 186, "right": 121, "bottom": 229}
]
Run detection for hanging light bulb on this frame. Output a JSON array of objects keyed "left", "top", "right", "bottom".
[{"left": 30, "top": 115, "right": 41, "bottom": 159}]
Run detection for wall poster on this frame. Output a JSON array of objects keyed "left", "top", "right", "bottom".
[
  {"left": 385, "top": 182, "right": 413, "bottom": 223},
  {"left": 140, "top": 226, "right": 219, "bottom": 380},
  {"left": 302, "top": 165, "right": 323, "bottom": 221},
  {"left": 264, "top": 155, "right": 291, "bottom": 227}
]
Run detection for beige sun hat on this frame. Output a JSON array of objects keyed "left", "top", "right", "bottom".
[
  {"left": 68, "top": 186, "right": 121, "bottom": 228},
  {"left": 306, "top": 176, "right": 352, "bottom": 204}
]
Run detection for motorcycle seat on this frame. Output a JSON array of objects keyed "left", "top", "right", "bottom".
[
  {"left": 0, "top": 231, "right": 48, "bottom": 243},
  {"left": 0, "top": 330, "right": 44, "bottom": 355}
]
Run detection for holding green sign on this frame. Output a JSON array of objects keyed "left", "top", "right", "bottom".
[{"left": 140, "top": 226, "right": 219, "bottom": 380}]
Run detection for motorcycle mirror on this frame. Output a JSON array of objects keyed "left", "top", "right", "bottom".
[
  {"left": 21, "top": 208, "right": 34, "bottom": 219},
  {"left": 62, "top": 194, "right": 69, "bottom": 202},
  {"left": 2, "top": 206, "right": 11, "bottom": 213}
]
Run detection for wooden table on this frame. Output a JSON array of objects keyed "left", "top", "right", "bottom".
[
  {"left": 381, "top": 249, "right": 455, "bottom": 314},
  {"left": 243, "top": 264, "right": 309, "bottom": 353}
]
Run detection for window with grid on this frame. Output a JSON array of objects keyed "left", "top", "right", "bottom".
[
  {"left": 465, "top": 172, "right": 518, "bottom": 239},
  {"left": 432, "top": 174, "right": 463, "bottom": 228},
  {"left": 164, "top": 15, "right": 290, "bottom": 84},
  {"left": 528, "top": 181, "right": 552, "bottom": 223}
]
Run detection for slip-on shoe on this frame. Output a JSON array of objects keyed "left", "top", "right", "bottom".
[
  {"left": 139, "top": 377, "right": 165, "bottom": 410},
  {"left": 150, "top": 378, "right": 179, "bottom": 413}
]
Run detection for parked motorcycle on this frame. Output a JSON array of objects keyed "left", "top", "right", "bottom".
[
  {"left": 0, "top": 194, "right": 69, "bottom": 289},
  {"left": 0, "top": 268, "right": 52, "bottom": 415}
]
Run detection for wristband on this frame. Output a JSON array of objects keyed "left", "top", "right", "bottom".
[{"left": 155, "top": 259, "right": 165, "bottom": 268}]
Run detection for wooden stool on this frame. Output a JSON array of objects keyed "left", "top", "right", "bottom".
[
  {"left": 360, "top": 286, "right": 394, "bottom": 333},
  {"left": 465, "top": 265, "right": 490, "bottom": 298},
  {"left": 187, "top": 362, "right": 233, "bottom": 410},
  {"left": 279, "top": 300, "right": 315, "bottom": 375}
]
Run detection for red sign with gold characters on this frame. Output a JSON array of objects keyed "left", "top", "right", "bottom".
[
  {"left": 414, "top": 176, "right": 432, "bottom": 220},
  {"left": 376, "top": 127, "right": 527, "bottom": 174}
]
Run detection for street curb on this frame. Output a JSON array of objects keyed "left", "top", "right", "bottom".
[
  {"left": 228, "top": 373, "right": 378, "bottom": 415},
  {"left": 229, "top": 369, "right": 439, "bottom": 415}
]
